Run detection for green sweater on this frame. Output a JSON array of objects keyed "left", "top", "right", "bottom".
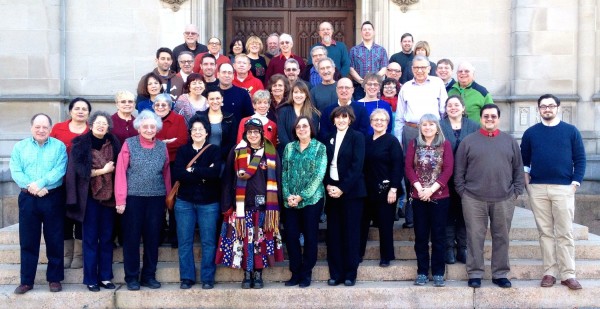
[
  {"left": 282, "top": 139, "right": 327, "bottom": 209},
  {"left": 448, "top": 81, "right": 493, "bottom": 123}
]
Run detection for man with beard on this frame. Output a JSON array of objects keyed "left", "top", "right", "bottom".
[
  {"left": 284, "top": 58, "right": 301, "bottom": 84},
  {"left": 389, "top": 33, "right": 414, "bottom": 84},
  {"left": 307, "top": 22, "right": 350, "bottom": 77},
  {"left": 171, "top": 24, "right": 208, "bottom": 73},
  {"left": 265, "top": 33, "right": 280, "bottom": 60},
  {"left": 520, "top": 94, "right": 586, "bottom": 290}
]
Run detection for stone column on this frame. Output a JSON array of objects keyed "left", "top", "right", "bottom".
[{"left": 576, "top": 0, "right": 597, "bottom": 133}]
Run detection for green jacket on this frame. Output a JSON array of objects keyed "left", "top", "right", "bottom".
[
  {"left": 282, "top": 139, "right": 327, "bottom": 208},
  {"left": 448, "top": 81, "right": 493, "bottom": 123}
]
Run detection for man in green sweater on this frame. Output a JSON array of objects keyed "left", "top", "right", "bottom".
[
  {"left": 454, "top": 104, "right": 524, "bottom": 289},
  {"left": 448, "top": 62, "right": 493, "bottom": 123}
]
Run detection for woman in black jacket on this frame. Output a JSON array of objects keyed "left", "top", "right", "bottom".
[
  {"left": 323, "top": 105, "right": 367, "bottom": 287},
  {"left": 65, "top": 111, "right": 121, "bottom": 292},
  {"left": 173, "top": 114, "right": 222, "bottom": 290},
  {"left": 195, "top": 87, "right": 237, "bottom": 162}
]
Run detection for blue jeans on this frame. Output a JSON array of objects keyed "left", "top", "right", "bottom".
[
  {"left": 175, "top": 198, "right": 219, "bottom": 284},
  {"left": 82, "top": 197, "right": 115, "bottom": 285}
]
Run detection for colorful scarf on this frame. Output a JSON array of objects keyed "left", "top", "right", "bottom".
[{"left": 233, "top": 139, "right": 279, "bottom": 238}]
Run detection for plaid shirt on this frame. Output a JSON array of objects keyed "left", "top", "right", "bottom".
[{"left": 349, "top": 42, "right": 389, "bottom": 78}]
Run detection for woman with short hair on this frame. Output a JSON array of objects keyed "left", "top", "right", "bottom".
[
  {"left": 245, "top": 35, "right": 268, "bottom": 84},
  {"left": 173, "top": 73, "right": 208, "bottom": 122}
]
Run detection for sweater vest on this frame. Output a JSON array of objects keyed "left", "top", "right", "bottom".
[{"left": 125, "top": 137, "right": 167, "bottom": 196}]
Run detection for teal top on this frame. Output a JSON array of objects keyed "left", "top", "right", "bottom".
[
  {"left": 10, "top": 137, "right": 67, "bottom": 190},
  {"left": 282, "top": 138, "right": 327, "bottom": 209}
]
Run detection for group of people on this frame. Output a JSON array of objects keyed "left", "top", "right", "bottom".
[{"left": 9, "top": 20, "right": 586, "bottom": 295}]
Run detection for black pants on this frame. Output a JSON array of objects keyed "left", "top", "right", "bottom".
[
  {"left": 446, "top": 188, "right": 467, "bottom": 250},
  {"left": 283, "top": 199, "right": 323, "bottom": 282},
  {"left": 413, "top": 198, "right": 449, "bottom": 276},
  {"left": 326, "top": 195, "right": 364, "bottom": 282},
  {"left": 121, "top": 195, "right": 164, "bottom": 283},
  {"left": 18, "top": 189, "right": 65, "bottom": 285},
  {"left": 360, "top": 193, "right": 396, "bottom": 261}
]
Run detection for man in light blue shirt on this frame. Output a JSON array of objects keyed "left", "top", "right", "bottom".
[{"left": 10, "top": 113, "right": 67, "bottom": 294}]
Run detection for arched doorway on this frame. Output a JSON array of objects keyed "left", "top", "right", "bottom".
[{"left": 225, "top": 0, "right": 356, "bottom": 62}]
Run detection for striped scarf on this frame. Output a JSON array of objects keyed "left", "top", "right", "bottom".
[{"left": 233, "top": 139, "right": 279, "bottom": 238}]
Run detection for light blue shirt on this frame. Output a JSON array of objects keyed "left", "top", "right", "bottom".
[{"left": 10, "top": 137, "right": 67, "bottom": 190}]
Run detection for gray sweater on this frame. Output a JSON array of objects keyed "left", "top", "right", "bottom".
[{"left": 454, "top": 131, "right": 524, "bottom": 202}]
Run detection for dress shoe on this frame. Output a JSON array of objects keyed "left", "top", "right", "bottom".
[
  {"left": 327, "top": 279, "right": 342, "bottom": 286},
  {"left": 284, "top": 277, "right": 300, "bottom": 286},
  {"left": 126, "top": 281, "right": 140, "bottom": 291},
  {"left": 344, "top": 279, "right": 356, "bottom": 286},
  {"left": 141, "top": 278, "right": 161, "bottom": 289},
  {"left": 99, "top": 281, "right": 116, "bottom": 289},
  {"left": 202, "top": 283, "right": 214, "bottom": 289},
  {"left": 402, "top": 222, "right": 413, "bottom": 229},
  {"left": 445, "top": 248, "right": 456, "bottom": 264},
  {"left": 468, "top": 278, "right": 481, "bottom": 288},
  {"left": 14, "top": 284, "right": 33, "bottom": 294},
  {"left": 561, "top": 278, "right": 582, "bottom": 290},
  {"left": 87, "top": 284, "right": 100, "bottom": 292},
  {"left": 541, "top": 275, "right": 556, "bottom": 287},
  {"left": 379, "top": 259, "right": 390, "bottom": 267},
  {"left": 299, "top": 279, "right": 311, "bottom": 288},
  {"left": 49, "top": 282, "right": 62, "bottom": 292},
  {"left": 180, "top": 279, "right": 194, "bottom": 289},
  {"left": 492, "top": 278, "right": 512, "bottom": 288},
  {"left": 456, "top": 248, "right": 467, "bottom": 264}
]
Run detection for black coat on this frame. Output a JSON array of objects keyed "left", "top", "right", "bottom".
[
  {"left": 65, "top": 132, "right": 121, "bottom": 222},
  {"left": 172, "top": 143, "right": 222, "bottom": 204},
  {"left": 196, "top": 110, "right": 237, "bottom": 160},
  {"left": 324, "top": 128, "right": 367, "bottom": 199}
]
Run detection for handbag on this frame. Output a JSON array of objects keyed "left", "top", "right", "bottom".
[{"left": 165, "top": 144, "right": 211, "bottom": 210}]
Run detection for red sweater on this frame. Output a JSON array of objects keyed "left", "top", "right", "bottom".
[
  {"left": 233, "top": 71, "right": 264, "bottom": 96},
  {"left": 155, "top": 112, "right": 189, "bottom": 162},
  {"left": 50, "top": 120, "right": 89, "bottom": 154}
]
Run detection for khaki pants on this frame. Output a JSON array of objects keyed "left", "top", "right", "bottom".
[
  {"left": 528, "top": 184, "right": 576, "bottom": 280},
  {"left": 462, "top": 194, "right": 515, "bottom": 279}
]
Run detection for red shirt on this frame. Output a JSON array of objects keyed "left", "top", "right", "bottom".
[
  {"left": 49, "top": 120, "right": 89, "bottom": 154},
  {"left": 192, "top": 52, "right": 231, "bottom": 75},
  {"left": 265, "top": 53, "right": 306, "bottom": 83},
  {"left": 232, "top": 71, "right": 264, "bottom": 96},
  {"left": 479, "top": 128, "right": 500, "bottom": 137},
  {"left": 155, "top": 112, "right": 189, "bottom": 162}
]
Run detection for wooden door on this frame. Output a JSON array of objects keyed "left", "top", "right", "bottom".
[{"left": 226, "top": 0, "right": 355, "bottom": 62}]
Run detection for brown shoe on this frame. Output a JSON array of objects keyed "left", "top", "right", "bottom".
[
  {"left": 541, "top": 275, "right": 556, "bottom": 287},
  {"left": 14, "top": 284, "right": 33, "bottom": 294},
  {"left": 560, "top": 278, "right": 582, "bottom": 290},
  {"left": 49, "top": 282, "right": 62, "bottom": 292}
]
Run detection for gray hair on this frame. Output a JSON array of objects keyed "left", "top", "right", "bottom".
[
  {"left": 284, "top": 58, "right": 300, "bottom": 68},
  {"left": 154, "top": 93, "right": 173, "bottom": 109},
  {"left": 252, "top": 90, "right": 271, "bottom": 103},
  {"left": 178, "top": 51, "right": 194, "bottom": 61},
  {"left": 114, "top": 90, "right": 135, "bottom": 103},
  {"left": 318, "top": 57, "right": 336, "bottom": 69},
  {"left": 416, "top": 114, "right": 445, "bottom": 147},
  {"left": 88, "top": 111, "right": 114, "bottom": 130},
  {"left": 311, "top": 45, "right": 328, "bottom": 57},
  {"left": 369, "top": 108, "right": 390, "bottom": 122},
  {"left": 133, "top": 110, "right": 163, "bottom": 131},
  {"left": 279, "top": 33, "right": 293, "bottom": 43},
  {"left": 413, "top": 55, "right": 430, "bottom": 64}
]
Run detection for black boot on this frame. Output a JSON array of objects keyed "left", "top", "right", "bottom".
[
  {"left": 253, "top": 270, "right": 264, "bottom": 289},
  {"left": 456, "top": 247, "right": 467, "bottom": 264},
  {"left": 241, "top": 271, "right": 253, "bottom": 289},
  {"left": 445, "top": 248, "right": 456, "bottom": 264}
]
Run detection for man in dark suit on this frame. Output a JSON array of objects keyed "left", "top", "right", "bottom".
[{"left": 319, "top": 78, "right": 370, "bottom": 141}]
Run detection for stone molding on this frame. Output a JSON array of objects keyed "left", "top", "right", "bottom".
[
  {"left": 391, "top": 0, "right": 418, "bottom": 13},
  {"left": 161, "top": 0, "right": 189, "bottom": 12}
]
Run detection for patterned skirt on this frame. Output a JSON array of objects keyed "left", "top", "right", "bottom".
[{"left": 215, "top": 209, "right": 284, "bottom": 270}]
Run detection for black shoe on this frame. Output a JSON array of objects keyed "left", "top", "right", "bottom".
[
  {"left": 468, "top": 278, "right": 481, "bottom": 288},
  {"left": 14, "top": 284, "right": 33, "bottom": 294},
  {"left": 299, "top": 278, "right": 311, "bottom": 288},
  {"left": 284, "top": 277, "right": 300, "bottom": 286},
  {"left": 87, "top": 284, "right": 100, "bottom": 292},
  {"left": 141, "top": 278, "right": 161, "bottom": 289},
  {"left": 445, "top": 248, "right": 456, "bottom": 264},
  {"left": 99, "top": 281, "right": 116, "bottom": 289},
  {"left": 456, "top": 248, "right": 467, "bottom": 264},
  {"left": 241, "top": 271, "right": 253, "bottom": 289},
  {"left": 492, "top": 278, "right": 512, "bottom": 288},
  {"left": 253, "top": 270, "right": 264, "bottom": 289},
  {"left": 202, "top": 283, "right": 214, "bottom": 290},
  {"left": 379, "top": 259, "right": 390, "bottom": 267},
  {"left": 126, "top": 281, "right": 140, "bottom": 291},
  {"left": 344, "top": 279, "right": 356, "bottom": 286},
  {"left": 327, "top": 279, "right": 342, "bottom": 286},
  {"left": 402, "top": 222, "right": 414, "bottom": 229},
  {"left": 180, "top": 279, "right": 194, "bottom": 289}
]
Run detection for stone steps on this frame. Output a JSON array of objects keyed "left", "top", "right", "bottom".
[
  {"left": 3, "top": 236, "right": 600, "bottom": 265},
  {"left": 1, "top": 259, "right": 599, "bottom": 285},
  {"left": 2, "top": 280, "right": 599, "bottom": 309}
]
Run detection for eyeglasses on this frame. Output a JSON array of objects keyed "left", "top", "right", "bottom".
[
  {"left": 383, "top": 85, "right": 397, "bottom": 90},
  {"left": 482, "top": 114, "right": 498, "bottom": 120},
  {"left": 93, "top": 121, "right": 109, "bottom": 126},
  {"left": 246, "top": 130, "right": 261, "bottom": 136},
  {"left": 412, "top": 66, "right": 429, "bottom": 71},
  {"left": 191, "top": 128, "right": 206, "bottom": 133},
  {"left": 366, "top": 82, "right": 380, "bottom": 87},
  {"left": 457, "top": 70, "right": 471, "bottom": 74},
  {"left": 208, "top": 41, "right": 221, "bottom": 46},
  {"left": 179, "top": 60, "right": 194, "bottom": 64},
  {"left": 539, "top": 105, "right": 558, "bottom": 111},
  {"left": 184, "top": 32, "right": 198, "bottom": 36},
  {"left": 337, "top": 86, "right": 353, "bottom": 90},
  {"left": 280, "top": 41, "right": 291, "bottom": 45},
  {"left": 285, "top": 68, "right": 298, "bottom": 72},
  {"left": 154, "top": 103, "right": 169, "bottom": 108},
  {"left": 141, "top": 124, "right": 157, "bottom": 130},
  {"left": 371, "top": 118, "right": 388, "bottom": 122},
  {"left": 295, "top": 124, "right": 310, "bottom": 129},
  {"left": 119, "top": 100, "right": 134, "bottom": 104},
  {"left": 387, "top": 69, "right": 401, "bottom": 73}
]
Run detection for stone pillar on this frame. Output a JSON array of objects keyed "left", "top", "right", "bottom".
[{"left": 576, "top": 0, "right": 597, "bottom": 133}]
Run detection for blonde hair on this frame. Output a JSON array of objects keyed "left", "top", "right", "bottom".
[
  {"left": 414, "top": 41, "right": 431, "bottom": 57},
  {"left": 245, "top": 36, "right": 264, "bottom": 54},
  {"left": 115, "top": 90, "right": 135, "bottom": 103}
]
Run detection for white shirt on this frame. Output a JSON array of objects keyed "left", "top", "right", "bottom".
[{"left": 329, "top": 128, "right": 348, "bottom": 181}]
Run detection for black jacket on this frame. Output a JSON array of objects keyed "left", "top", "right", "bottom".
[
  {"left": 324, "top": 128, "right": 367, "bottom": 199},
  {"left": 196, "top": 110, "right": 237, "bottom": 160},
  {"left": 173, "top": 143, "right": 222, "bottom": 204}
]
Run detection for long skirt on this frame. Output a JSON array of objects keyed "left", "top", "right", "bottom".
[{"left": 215, "top": 209, "right": 283, "bottom": 271}]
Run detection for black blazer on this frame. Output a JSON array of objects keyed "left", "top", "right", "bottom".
[
  {"left": 324, "top": 128, "right": 367, "bottom": 199},
  {"left": 195, "top": 110, "right": 237, "bottom": 160}
]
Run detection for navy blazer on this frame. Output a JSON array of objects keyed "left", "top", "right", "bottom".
[{"left": 324, "top": 128, "right": 367, "bottom": 199}]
